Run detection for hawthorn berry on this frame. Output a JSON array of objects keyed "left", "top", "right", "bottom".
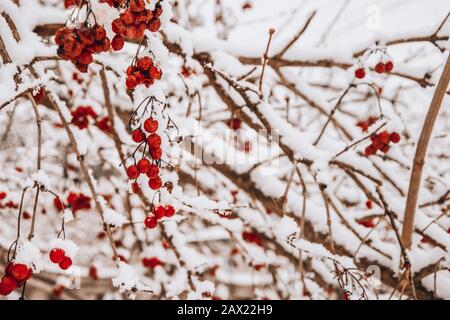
[
  {"left": 131, "top": 128, "right": 145, "bottom": 143},
  {"left": 49, "top": 248, "right": 66, "bottom": 264},
  {"left": 364, "top": 145, "right": 377, "bottom": 156},
  {"left": 385, "top": 61, "right": 394, "bottom": 72},
  {"left": 153, "top": 206, "right": 166, "bottom": 220},
  {"left": 147, "top": 133, "right": 161, "bottom": 148},
  {"left": 131, "top": 182, "right": 141, "bottom": 194},
  {"left": 147, "top": 18, "right": 161, "bottom": 32},
  {"left": 137, "top": 158, "right": 151, "bottom": 174},
  {"left": 143, "top": 118, "right": 158, "bottom": 133},
  {"left": 127, "top": 165, "right": 140, "bottom": 180},
  {"left": 365, "top": 200, "right": 373, "bottom": 209},
  {"left": 354, "top": 68, "right": 365, "bottom": 79},
  {"left": 150, "top": 147, "right": 162, "bottom": 160},
  {"left": 9, "top": 263, "right": 29, "bottom": 281},
  {"left": 390, "top": 132, "right": 401, "bottom": 143},
  {"left": 148, "top": 176, "right": 162, "bottom": 190},
  {"left": 146, "top": 164, "right": 159, "bottom": 178},
  {"left": 59, "top": 256, "right": 72, "bottom": 270},
  {"left": 111, "top": 34, "right": 125, "bottom": 51},
  {"left": 0, "top": 276, "right": 17, "bottom": 296},
  {"left": 165, "top": 205, "right": 175, "bottom": 217},
  {"left": 144, "top": 216, "right": 157, "bottom": 229},
  {"left": 126, "top": 75, "right": 138, "bottom": 90},
  {"left": 374, "top": 62, "right": 386, "bottom": 74}
]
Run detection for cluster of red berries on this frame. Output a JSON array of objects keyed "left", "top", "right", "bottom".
[
  {"left": 70, "top": 105, "right": 112, "bottom": 133},
  {"left": 356, "top": 116, "right": 378, "bottom": 132},
  {"left": 144, "top": 205, "right": 175, "bottom": 229},
  {"left": 0, "top": 263, "right": 33, "bottom": 296},
  {"left": 71, "top": 105, "right": 97, "bottom": 129},
  {"left": 128, "top": 117, "right": 164, "bottom": 190},
  {"left": 364, "top": 131, "right": 401, "bottom": 156},
  {"left": 0, "top": 192, "right": 18, "bottom": 209},
  {"left": 55, "top": 25, "right": 110, "bottom": 73},
  {"left": 354, "top": 61, "right": 394, "bottom": 79},
  {"left": 64, "top": 0, "right": 81, "bottom": 8},
  {"left": 110, "top": 0, "right": 163, "bottom": 48},
  {"left": 242, "top": 231, "right": 262, "bottom": 246},
  {"left": 142, "top": 257, "right": 164, "bottom": 269},
  {"left": 54, "top": 192, "right": 92, "bottom": 213},
  {"left": 49, "top": 248, "right": 73, "bottom": 270},
  {"left": 125, "top": 56, "right": 162, "bottom": 90}
]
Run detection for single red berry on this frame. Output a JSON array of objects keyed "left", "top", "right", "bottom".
[
  {"left": 364, "top": 145, "right": 377, "bottom": 156},
  {"left": 354, "top": 68, "right": 365, "bottom": 79},
  {"left": 374, "top": 62, "right": 386, "bottom": 74},
  {"left": 147, "top": 18, "right": 161, "bottom": 32},
  {"left": 147, "top": 133, "right": 161, "bottom": 148},
  {"left": 149, "top": 65, "right": 162, "bottom": 79},
  {"left": 131, "top": 128, "right": 145, "bottom": 143},
  {"left": 127, "top": 165, "right": 140, "bottom": 180},
  {"left": 137, "top": 56, "right": 153, "bottom": 71},
  {"left": 153, "top": 206, "right": 166, "bottom": 220},
  {"left": 0, "top": 276, "right": 17, "bottom": 296},
  {"left": 372, "top": 138, "right": 384, "bottom": 150},
  {"left": 10, "top": 263, "right": 29, "bottom": 281},
  {"left": 380, "top": 144, "right": 390, "bottom": 153},
  {"left": 154, "top": 4, "right": 163, "bottom": 17},
  {"left": 137, "top": 158, "right": 151, "bottom": 174},
  {"left": 390, "top": 132, "right": 400, "bottom": 143},
  {"left": 59, "top": 256, "right": 73, "bottom": 270},
  {"left": 111, "top": 34, "right": 124, "bottom": 51},
  {"left": 49, "top": 248, "right": 66, "bottom": 264},
  {"left": 126, "top": 75, "right": 138, "bottom": 90},
  {"left": 150, "top": 147, "right": 162, "bottom": 160},
  {"left": 144, "top": 216, "right": 158, "bottom": 229},
  {"left": 0, "top": 191, "right": 6, "bottom": 200},
  {"left": 165, "top": 205, "right": 175, "bottom": 217},
  {"left": 365, "top": 200, "right": 373, "bottom": 209},
  {"left": 378, "top": 131, "right": 391, "bottom": 144},
  {"left": 89, "top": 266, "right": 98, "bottom": 280},
  {"left": 131, "top": 182, "right": 141, "bottom": 194},
  {"left": 385, "top": 61, "right": 394, "bottom": 72},
  {"left": 146, "top": 164, "right": 159, "bottom": 178},
  {"left": 143, "top": 118, "right": 158, "bottom": 133},
  {"left": 148, "top": 177, "right": 162, "bottom": 190},
  {"left": 130, "top": 0, "right": 145, "bottom": 13}
]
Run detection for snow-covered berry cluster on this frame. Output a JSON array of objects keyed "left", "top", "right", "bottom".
[
  {"left": 144, "top": 205, "right": 175, "bottom": 229},
  {"left": 364, "top": 131, "right": 401, "bottom": 156},
  {"left": 125, "top": 56, "right": 162, "bottom": 90}
]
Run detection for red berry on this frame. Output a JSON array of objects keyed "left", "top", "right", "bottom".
[
  {"left": 111, "top": 34, "right": 124, "bottom": 51},
  {"left": 0, "top": 276, "right": 17, "bottom": 296},
  {"left": 154, "top": 4, "right": 163, "bottom": 17},
  {"left": 144, "top": 216, "right": 157, "bottom": 229},
  {"left": 365, "top": 200, "right": 373, "bottom": 209},
  {"left": 147, "top": 18, "right": 161, "bottom": 32},
  {"left": 49, "top": 248, "right": 66, "bottom": 264},
  {"left": 372, "top": 138, "right": 384, "bottom": 150},
  {"left": 146, "top": 164, "right": 159, "bottom": 178},
  {"left": 385, "top": 61, "right": 394, "bottom": 72},
  {"left": 137, "top": 159, "right": 151, "bottom": 174},
  {"left": 150, "top": 147, "right": 162, "bottom": 160},
  {"left": 127, "top": 165, "right": 140, "bottom": 179},
  {"left": 390, "top": 132, "right": 401, "bottom": 143},
  {"left": 137, "top": 56, "right": 153, "bottom": 71},
  {"left": 380, "top": 144, "right": 390, "bottom": 153},
  {"left": 59, "top": 256, "right": 72, "bottom": 270},
  {"left": 147, "top": 133, "right": 161, "bottom": 148},
  {"left": 378, "top": 131, "right": 391, "bottom": 144},
  {"left": 130, "top": 0, "right": 145, "bottom": 13},
  {"left": 143, "top": 118, "right": 158, "bottom": 133},
  {"left": 0, "top": 191, "right": 6, "bottom": 200},
  {"left": 10, "top": 263, "right": 29, "bottom": 281},
  {"left": 354, "top": 68, "right": 365, "bottom": 79},
  {"left": 148, "top": 176, "right": 162, "bottom": 190},
  {"left": 374, "top": 62, "right": 386, "bottom": 74},
  {"left": 126, "top": 75, "right": 138, "bottom": 90},
  {"left": 131, "top": 182, "right": 141, "bottom": 194},
  {"left": 131, "top": 128, "right": 145, "bottom": 143},
  {"left": 165, "top": 205, "right": 175, "bottom": 217},
  {"left": 89, "top": 266, "right": 98, "bottom": 280},
  {"left": 153, "top": 206, "right": 166, "bottom": 220},
  {"left": 149, "top": 65, "right": 162, "bottom": 80},
  {"left": 364, "top": 145, "right": 377, "bottom": 156}
]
